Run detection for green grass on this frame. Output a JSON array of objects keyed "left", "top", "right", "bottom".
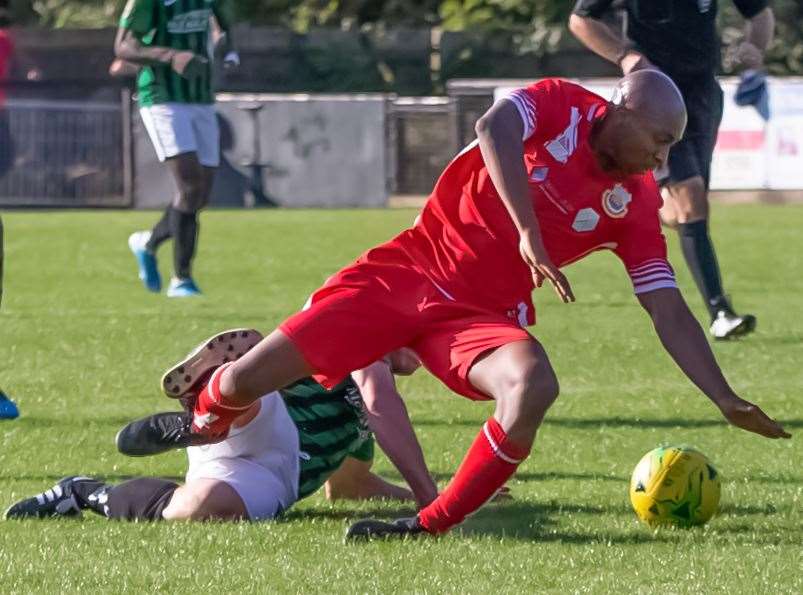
[{"left": 0, "top": 205, "right": 801, "bottom": 593}]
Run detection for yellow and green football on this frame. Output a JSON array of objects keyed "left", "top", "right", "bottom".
[{"left": 629, "top": 445, "right": 721, "bottom": 528}]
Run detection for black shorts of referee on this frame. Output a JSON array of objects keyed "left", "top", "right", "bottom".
[{"left": 656, "top": 74, "right": 723, "bottom": 190}]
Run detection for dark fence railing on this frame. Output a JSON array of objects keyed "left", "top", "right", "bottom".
[{"left": 0, "top": 97, "right": 129, "bottom": 207}]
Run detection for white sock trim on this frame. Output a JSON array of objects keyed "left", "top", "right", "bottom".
[
  {"left": 206, "top": 363, "right": 251, "bottom": 411},
  {"left": 482, "top": 422, "right": 522, "bottom": 465}
]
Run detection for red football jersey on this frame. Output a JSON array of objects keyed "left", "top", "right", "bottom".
[
  {"left": 0, "top": 30, "right": 13, "bottom": 105},
  {"left": 397, "top": 78, "right": 676, "bottom": 325}
]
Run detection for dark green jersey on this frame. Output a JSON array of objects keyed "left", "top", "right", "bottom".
[
  {"left": 281, "top": 377, "right": 374, "bottom": 499},
  {"left": 119, "top": 0, "right": 227, "bottom": 106}
]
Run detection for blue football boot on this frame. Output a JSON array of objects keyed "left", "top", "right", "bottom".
[
  {"left": 128, "top": 231, "right": 161, "bottom": 293},
  {"left": 166, "top": 277, "right": 202, "bottom": 298},
  {"left": 0, "top": 390, "right": 19, "bottom": 420}
]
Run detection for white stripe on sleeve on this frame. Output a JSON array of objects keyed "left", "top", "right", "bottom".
[
  {"left": 628, "top": 259, "right": 678, "bottom": 294},
  {"left": 504, "top": 89, "right": 538, "bottom": 140}
]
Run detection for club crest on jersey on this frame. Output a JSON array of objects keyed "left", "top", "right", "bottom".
[{"left": 601, "top": 184, "right": 632, "bottom": 218}]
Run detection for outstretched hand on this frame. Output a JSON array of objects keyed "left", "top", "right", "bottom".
[
  {"left": 519, "top": 229, "right": 575, "bottom": 303},
  {"left": 717, "top": 395, "right": 791, "bottom": 439}
]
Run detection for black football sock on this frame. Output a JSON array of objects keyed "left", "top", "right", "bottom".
[
  {"left": 96, "top": 478, "right": 179, "bottom": 521},
  {"left": 68, "top": 477, "right": 113, "bottom": 516},
  {"left": 678, "top": 220, "right": 730, "bottom": 320},
  {"left": 169, "top": 208, "right": 199, "bottom": 280},
  {"left": 146, "top": 206, "right": 174, "bottom": 252}
]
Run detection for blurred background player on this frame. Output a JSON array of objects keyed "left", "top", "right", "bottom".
[
  {"left": 569, "top": 0, "right": 774, "bottom": 339},
  {"left": 0, "top": 6, "right": 18, "bottom": 420},
  {"left": 115, "top": 0, "right": 240, "bottom": 297},
  {"left": 5, "top": 332, "right": 437, "bottom": 521}
]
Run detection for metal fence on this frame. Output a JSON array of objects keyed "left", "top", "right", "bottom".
[
  {"left": 0, "top": 98, "right": 129, "bottom": 207},
  {"left": 0, "top": 92, "right": 466, "bottom": 206}
]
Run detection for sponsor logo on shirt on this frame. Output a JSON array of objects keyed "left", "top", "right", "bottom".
[
  {"left": 167, "top": 9, "right": 212, "bottom": 34},
  {"left": 601, "top": 183, "right": 632, "bottom": 218},
  {"left": 572, "top": 208, "right": 600, "bottom": 232},
  {"left": 545, "top": 106, "right": 581, "bottom": 164}
]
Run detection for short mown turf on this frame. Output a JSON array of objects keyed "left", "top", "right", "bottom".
[{"left": 0, "top": 205, "right": 800, "bottom": 593}]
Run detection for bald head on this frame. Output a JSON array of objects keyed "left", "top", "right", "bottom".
[
  {"left": 590, "top": 70, "right": 688, "bottom": 176},
  {"left": 613, "top": 69, "right": 687, "bottom": 140}
]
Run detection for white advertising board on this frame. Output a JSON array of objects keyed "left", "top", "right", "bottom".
[{"left": 494, "top": 77, "right": 803, "bottom": 190}]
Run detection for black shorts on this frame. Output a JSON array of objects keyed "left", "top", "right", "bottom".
[
  {"left": 0, "top": 109, "right": 12, "bottom": 179},
  {"left": 657, "top": 74, "right": 723, "bottom": 190}
]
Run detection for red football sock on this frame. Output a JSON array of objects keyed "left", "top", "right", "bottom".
[
  {"left": 417, "top": 417, "right": 530, "bottom": 534},
  {"left": 192, "top": 362, "right": 250, "bottom": 437}
]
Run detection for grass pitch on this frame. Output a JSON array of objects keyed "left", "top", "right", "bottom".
[{"left": 0, "top": 205, "right": 801, "bottom": 593}]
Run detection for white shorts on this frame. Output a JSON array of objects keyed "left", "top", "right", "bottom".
[
  {"left": 186, "top": 393, "right": 301, "bottom": 520},
  {"left": 139, "top": 103, "right": 220, "bottom": 167}
]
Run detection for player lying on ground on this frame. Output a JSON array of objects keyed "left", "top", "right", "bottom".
[
  {"left": 108, "top": 71, "right": 792, "bottom": 539},
  {"left": 5, "top": 330, "right": 437, "bottom": 521}
]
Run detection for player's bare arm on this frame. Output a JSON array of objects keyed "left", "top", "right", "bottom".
[
  {"left": 114, "top": 26, "right": 207, "bottom": 80},
  {"left": 211, "top": 1, "right": 239, "bottom": 69},
  {"left": 475, "top": 100, "right": 575, "bottom": 303},
  {"left": 736, "top": 6, "right": 774, "bottom": 69},
  {"left": 350, "top": 357, "right": 438, "bottom": 508},
  {"left": 637, "top": 287, "right": 790, "bottom": 439},
  {"left": 568, "top": 10, "right": 653, "bottom": 74},
  {"left": 324, "top": 457, "right": 414, "bottom": 502},
  {"left": 108, "top": 58, "right": 138, "bottom": 78}
]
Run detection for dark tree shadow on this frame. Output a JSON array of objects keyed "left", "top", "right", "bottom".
[
  {"left": 279, "top": 505, "right": 418, "bottom": 524},
  {"left": 428, "top": 470, "right": 629, "bottom": 483}
]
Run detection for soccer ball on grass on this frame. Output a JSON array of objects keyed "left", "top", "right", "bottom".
[{"left": 629, "top": 445, "right": 721, "bottom": 528}]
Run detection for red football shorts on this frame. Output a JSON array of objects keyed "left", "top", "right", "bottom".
[{"left": 279, "top": 242, "right": 532, "bottom": 400}]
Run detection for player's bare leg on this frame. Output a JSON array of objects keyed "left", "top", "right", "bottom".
[
  {"left": 667, "top": 175, "right": 709, "bottom": 224},
  {"left": 469, "top": 339, "right": 560, "bottom": 444},
  {"left": 218, "top": 330, "right": 315, "bottom": 405},
  {"left": 6, "top": 475, "right": 249, "bottom": 522},
  {"left": 191, "top": 329, "right": 314, "bottom": 437},
  {"left": 348, "top": 339, "right": 559, "bottom": 539},
  {"left": 163, "top": 152, "right": 210, "bottom": 297},
  {"left": 162, "top": 478, "right": 247, "bottom": 521},
  {"left": 659, "top": 187, "right": 679, "bottom": 229},
  {"left": 129, "top": 151, "right": 211, "bottom": 295},
  {"left": 666, "top": 176, "right": 755, "bottom": 339}
]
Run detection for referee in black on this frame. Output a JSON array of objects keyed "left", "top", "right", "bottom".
[{"left": 569, "top": 0, "right": 774, "bottom": 340}]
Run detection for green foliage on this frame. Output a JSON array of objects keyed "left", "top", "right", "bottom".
[
  {"left": 6, "top": 0, "right": 802, "bottom": 75},
  {"left": 0, "top": 205, "right": 801, "bottom": 591},
  {"left": 22, "top": 0, "right": 118, "bottom": 27}
]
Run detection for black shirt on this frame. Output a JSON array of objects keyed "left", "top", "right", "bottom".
[{"left": 573, "top": 0, "right": 768, "bottom": 78}]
